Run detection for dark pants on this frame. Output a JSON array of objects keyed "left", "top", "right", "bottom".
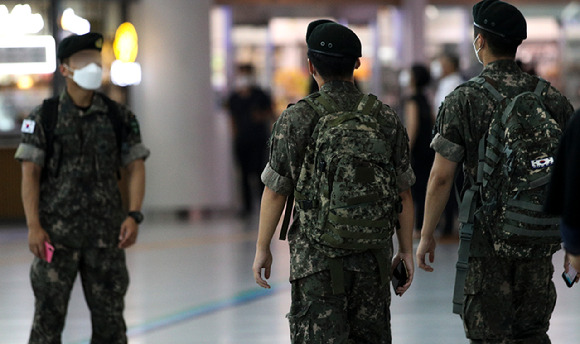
[
  {"left": 288, "top": 269, "right": 391, "bottom": 344},
  {"left": 235, "top": 139, "right": 266, "bottom": 215},
  {"left": 463, "top": 256, "right": 556, "bottom": 344},
  {"left": 29, "top": 246, "right": 129, "bottom": 344}
]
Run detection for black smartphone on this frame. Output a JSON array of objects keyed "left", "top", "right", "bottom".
[
  {"left": 562, "top": 265, "right": 578, "bottom": 288},
  {"left": 391, "top": 259, "right": 408, "bottom": 295}
]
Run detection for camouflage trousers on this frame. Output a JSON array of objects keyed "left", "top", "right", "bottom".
[
  {"left": 288, "top": 269, "right": 391, "bottom": 344},
  {"left": 28, "top": 246, "right": 129, "bottom": 344},
  {"left": 463, "top": 256, "right": 556, "bottom": 344}
]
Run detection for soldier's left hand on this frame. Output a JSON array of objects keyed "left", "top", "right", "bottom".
[
  {"left": 392, "top": 251, "right": 414, "bottom": 296},
  {"left": 119, "top": 217, "right": 139, "bottom": 249}
]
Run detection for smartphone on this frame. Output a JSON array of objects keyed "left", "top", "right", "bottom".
[
  {"left": 562, "top": 265, "right": 578, "bottom": 288},
  {"left": 44, "top": 241, "right": 54, "bottom": 263},
  {"left": 392, "top": 259, "right": 408, "bottom": 295}
]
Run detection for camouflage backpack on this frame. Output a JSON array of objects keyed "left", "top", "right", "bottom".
[
  {"left": 453, "top": 76, "right": 562, "bottom": 314},
  {"left": 284, "top": 91, "right": 401, "bottom": 261},
  {"left": 474, "top": 76, "right": 562, "bottom": 256}
]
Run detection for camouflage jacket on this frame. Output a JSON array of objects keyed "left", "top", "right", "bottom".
[
  {"left": 262, "top": 81, "right": 415, "bottom": 281},
  {"left": 15, "top": 91, "right": 150, "bottom": 248},
  {"left": 432, "top": 59, "right": 573, "bottom": 257}
]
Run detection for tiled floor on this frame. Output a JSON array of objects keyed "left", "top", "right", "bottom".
[{"left": 1, "top": 216, "right": 579, "bottom": 344}]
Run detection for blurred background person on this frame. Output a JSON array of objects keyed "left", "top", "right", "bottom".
[
  {"left": 226, "top": 64, "right": 274, "bottom": 218},
  {"left": 545, "top": 110, "right": 580, "bottom": 273},
  {"left": 432, "top": 51, "right": 464, "bottom": 114},
  {"left": 401, "top": 64, "right": 434, "bottom": 237}
]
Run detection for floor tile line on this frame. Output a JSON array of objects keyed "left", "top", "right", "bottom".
[{"left": 70, "top": 281, "right": 289, "bottom": 344}]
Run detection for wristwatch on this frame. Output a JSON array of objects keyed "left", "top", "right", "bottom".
[{"left": 128, "top": 211, "right": 144, "bottom": 224}]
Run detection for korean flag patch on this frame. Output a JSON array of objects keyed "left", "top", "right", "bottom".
[{"left": 21, "top": 119, "right": 35, "bottom": 134}]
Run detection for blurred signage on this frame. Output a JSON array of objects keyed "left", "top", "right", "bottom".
[{"left": 0, "top": 35, "right": 56, "bottom": 75}]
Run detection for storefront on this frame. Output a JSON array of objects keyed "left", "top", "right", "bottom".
[
  {"left": 213, "top": 1, "right": 580, "bottom": 113},
  {"left": 1, "top": 0, "right": 578, "bottom": 219}
]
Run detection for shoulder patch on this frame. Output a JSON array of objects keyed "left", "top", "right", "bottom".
[{"left": 21, "top": 119, "right": 35, "bottom": 134}]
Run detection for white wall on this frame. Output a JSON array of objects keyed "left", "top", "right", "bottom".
[{"left": 129, "top": 0, "right": 232, "bottom": 211}]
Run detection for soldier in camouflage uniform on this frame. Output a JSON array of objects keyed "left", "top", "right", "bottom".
[
  {"left": 15, "top": 33, "right": 150, "bottom": 344},
  {"left": 416, "top": 1, "right": 573, "bottom": 343},
  {"left": 252, "top": 20, "right": 415, "bottom": 343}
]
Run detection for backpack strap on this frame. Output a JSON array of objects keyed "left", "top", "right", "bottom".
[
  {"left": 303, "top": 92, "right": 335, "bottom": 117},
  {"left": 99, "top": 93, "right": 128, "bottom": 179},
  {"left": 317, "top": 90, "right": 340, "bottom": 113},
  {"left": 452, "top": 136, "right": 485, "bottom": 315},
  {"left": 278, "top": 193, "right": 294, "bottom": 241},
  {"left": 40, "top": 94, "right": 127, "bottom": 180},
  {"left": 41, "top": 96, "right": 60, "bottom": 181},
  {"left": 534, "top": 77, "right": 549, "bottom": 97},
  {"left": 279, "top": 94, "right": 326, "bottom": 241},
  {"left": 360, "top": 94, "right": 378, "bottom": 117},
  {"left": 99, "top": 93, "right": 127, "bottom": 156},
  {"left": 452, "top": 78, "right": 496, "bottom": 314},
  {"left": 471, "top": 76, "right": 504, "bottom": 102}
]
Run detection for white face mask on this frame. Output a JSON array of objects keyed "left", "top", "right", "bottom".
[
  {"left": 399, "top": 69, "right": 410, "bottom": 88},
  {"left": 431, "top": 60, "right": 443, "bottom": 79},
  {"left": 66, "top": 63, "right": 103, "bottom": 90},
  {"left": 473, "top": 35, "right": 483, "bottom": 65},
  {"left": 235, "top": 76, "right": 253, "bottom": 89}
]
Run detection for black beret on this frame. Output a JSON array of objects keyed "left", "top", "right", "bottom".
[
  {"left": 306, "top": 20, "right": 362, "bottom": 58},
  {"left": 473, "top": 0, "right": 526, "bottom": 40},
  {"left": 57, "top": 32, "right": 103, "bottom": 61}
]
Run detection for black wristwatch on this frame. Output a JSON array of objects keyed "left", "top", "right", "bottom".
[{"left": 128, "top": 211, "right": 144, "bottom": 224}]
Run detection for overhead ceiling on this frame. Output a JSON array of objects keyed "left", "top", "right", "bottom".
[
  {"left": 214, "top": 0, "right": 572, "bottom": 25},
  {"left": 215, "top": 0, "right": 570, "bottom": 5}
]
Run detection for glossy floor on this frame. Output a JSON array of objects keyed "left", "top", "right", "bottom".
[{"left": 1, "top": 216, "right": 579, "bottom": 344}]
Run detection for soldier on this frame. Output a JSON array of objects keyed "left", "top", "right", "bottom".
[
  {"left": 15, "top": 32, "right": 150, "bottom": 343},
  {"left": 252, "top": 20, "right": 415, "bottom": 343},
  {"left": 416, "top": 1, "right": 573, "bottom": 343}
]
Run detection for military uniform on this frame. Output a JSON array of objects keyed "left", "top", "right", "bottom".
[
  {"left": 262, "top": 80, "right": 414, "bottom": 343},
  {"left": 15, "top": 90, "right": 150, "bottom": 343},
  {"left": 433, "top": 59, "right": 572, "bottom": 342}
]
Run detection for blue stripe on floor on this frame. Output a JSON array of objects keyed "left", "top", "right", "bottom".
[{"left": 71, "top": 281, "right": 289, "bottom": 344}]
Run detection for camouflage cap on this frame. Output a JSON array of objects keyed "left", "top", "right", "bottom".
[
  {"left": 473, "top": 0, "right": 526, "bottom": 40},
  {"left": 306, "top": 20, "right": 362, "bottom": 58},
  {"left": 57, "top": 32, "right": 103, "bottom": 61}
]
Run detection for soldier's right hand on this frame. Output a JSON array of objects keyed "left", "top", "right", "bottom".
[
  {"left": 253, "top": 247, "right": 273, "bottom": 289},
  {"left": 28, "top": 224, "right": 50, "bottom": 260},
  {"left": 416, "top": 234, "right": 437, "bottom": 272}
]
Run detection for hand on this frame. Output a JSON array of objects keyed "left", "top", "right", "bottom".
[
  {"left": 416, "top": 233, "right": 437, "bottom": 272},
  {"left": 28, "top": 224, "right": 50, "bottom": 260},
  {"left": 566, "top": 253, "right": 580, "bottom": 282},
  {"left": 118, "top": 217, "right": 139, "bottom": 249},
  {"left": 392, "top": 251, "right": 414, "bottom": 296},
  {"left": 253, "top": 247, "right": 273, "bottom": 289}
]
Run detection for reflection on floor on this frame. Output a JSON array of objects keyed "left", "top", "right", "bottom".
[{"left": 1, "top": 216, "right": 579, "bottom": 344}]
